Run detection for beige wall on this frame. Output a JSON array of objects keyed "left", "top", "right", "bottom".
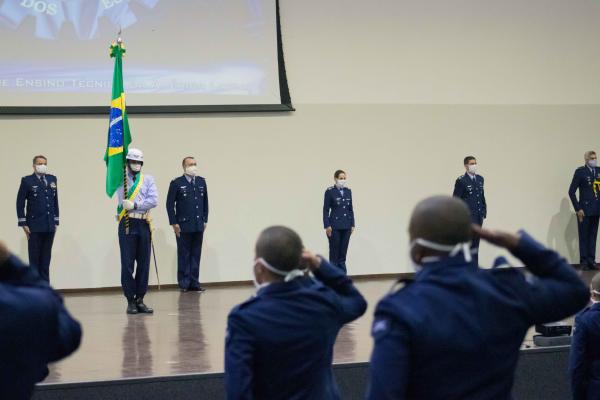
[{"left": 1, "top": 0, "right": 599, "bottom": 289}]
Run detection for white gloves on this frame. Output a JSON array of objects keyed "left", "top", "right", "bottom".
[{"left": 123, "top": 200, "right": 135, "bottom": 211}]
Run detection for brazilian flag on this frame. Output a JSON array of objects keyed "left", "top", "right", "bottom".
[{"left": 104, "top": 40, "right": 132, "bottom": 197}]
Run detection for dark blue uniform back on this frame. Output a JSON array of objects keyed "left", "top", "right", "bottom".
[
  {"left": 16, "top": 173, "right": 59, "bottom": 281},
  {"left": 225, "top": 260, "right": 367, "bottom": 400},
  {"left": 166, "top": 175, "right": 209, "bottom": 290},
  {"left": 0, "top": 254, "right": 81, "bottom": 400},
  {"left": 569, "top": 302, "right": 600, "bottom": 400},
  {"left": 569, "top": 166, "right": 600, "bottom": 266},
  {"left": 367, "top": 232, "right": 588, "bottom": 400},
  {"left": 323, "top": 186, "right": 355, "bottom": 272}
]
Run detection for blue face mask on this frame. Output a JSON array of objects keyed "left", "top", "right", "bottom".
[{"left": 588, "top": 159, "right": 598, "bottom": 168}]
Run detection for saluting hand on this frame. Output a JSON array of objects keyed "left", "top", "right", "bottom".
[
  {"left": 301, "top": 250, "right": 322, "bottom": 272},
  {"left": 172, "top": 224, "right": 181, "bottom": 238},
  {"left": 472, "top": 225, "right": 520, "bottom": 251},
  {"left": 0, "top": 241, "right": 9, "bottom": 264},
  {"left": 22, "top": 226, "right": 30, "bottom": 240}
]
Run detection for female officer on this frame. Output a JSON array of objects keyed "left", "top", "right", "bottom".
[{"left": 323, "top": 170, "right": 355, "bottom": 273}]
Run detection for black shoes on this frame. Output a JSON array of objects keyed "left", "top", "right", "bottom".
[
  {"left": 136, "top": 297, "right": 154, "bottom": 314},
  {"left": 127, "top": 297, "right": 153, "bottom": 314},
  {"left": 190, "top": 286, "right": 206, "bottom": 293},
  {"left": 126, "top": 300, "right": 138, "bottom": 314}
]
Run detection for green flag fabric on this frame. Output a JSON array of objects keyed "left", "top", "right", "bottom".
[{"left": 104, "top": 41, "right": 132, "bottom": 197}]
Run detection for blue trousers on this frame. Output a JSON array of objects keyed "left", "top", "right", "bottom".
[
  {"left": 471, "top": 214, "right": 484, "bottom": 265},
  {"left": 118, "top": 219, "right": 151, "bottom": 301},
  {"left": 578, "top": 215, "right": 599, "bottom": 265},
  {"left": 328, "top": 229, "right": 352, "bottom": 273},
  {"left": 176, "top": 231, "right": 204, "bottom": 290},
  {"left": 28, "top": 232, "right": 55, "bottom": 282}
]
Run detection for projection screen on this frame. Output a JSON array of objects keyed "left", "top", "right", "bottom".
[{"left": 0, "top": 0, "right": 292, "bottom": 113}]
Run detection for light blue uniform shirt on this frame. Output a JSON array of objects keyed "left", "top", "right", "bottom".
[{"left": 117, "top": 172, "right": 158, "bottom": 213}]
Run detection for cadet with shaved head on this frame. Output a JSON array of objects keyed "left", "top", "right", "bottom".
[
  {"left": 367, "top": 195, "right": 589, "bottom": 400},
  {"left": 225, "top": 226, "right": 367, "bottom": 400}
]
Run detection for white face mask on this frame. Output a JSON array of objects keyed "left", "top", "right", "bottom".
[
  {"left": 467, "top": 164, "right": 477, "bottom": 174},
  {"left": 253, "top": 257, "right": 305, "bottom": 292},
  {"left": 35, "top": 164, "right": 48, "bottom": 175},
  {"left": 588, "top": 159, "right": 598, "bottom": 168},
  {"left": 129, "top": 163, "right": 142, "bottom": 172},
  {"left": 185, "top": 165, "right": 198, "bottom": 177},
  {"left": 336, "top": 179, "right": 347, "bottom": 188},
  {"left": 409, "top": 238, "right": 473, "bottom": 269}
]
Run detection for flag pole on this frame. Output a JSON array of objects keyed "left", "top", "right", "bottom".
[{"left": 117, "top": 31, "right": 130, "bottom": 235}]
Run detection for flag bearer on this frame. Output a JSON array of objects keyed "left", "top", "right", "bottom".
[{"left": 117, "top": 148, "right": 158, "bottom": 315}]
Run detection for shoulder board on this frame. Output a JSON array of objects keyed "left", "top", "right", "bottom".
[
  {"left": 388, "top": 277, "right": 414, "bottom": 294},
  {"left": 327, "top": 186, "right": 334, "bottom": 190},
  {"left": 457, "top": 175, "right": 465, "bottom": 180},
  {"left": 576, "top": 166, "right": 585, "bottom": 171}
]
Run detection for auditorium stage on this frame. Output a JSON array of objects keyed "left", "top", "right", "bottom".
[{"left": 34, "top": 270, "right": 595, "bottom": 399}]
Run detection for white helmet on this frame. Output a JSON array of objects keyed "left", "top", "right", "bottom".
[{"left": 126, "top": 148, "right": 144, "bottom": 162}]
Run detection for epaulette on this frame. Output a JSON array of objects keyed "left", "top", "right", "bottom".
[
  {"left": 388, "top": 277, "right": 414, "bottom": 294},
  {"left": 327, "top": 186, "right": 334, "bottom": 190},
  {"left": 457, "top": 175, "right": 465, "bottom": 180}
]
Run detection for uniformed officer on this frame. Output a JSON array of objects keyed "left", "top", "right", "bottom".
[
  {"left": 117, "top": 148, "right": 158, "bottom": 314},
  {"left": 367, "top": 196, "right": 588, "bottom": 400},
  {"left": 323, "top": 169, "right": 355, "bottom": 273},
  {"left": 453, "top": 156, "right": 486, "bottom": 264},
  {"left": 16, "top": 155, "right": 59, "bottom": 282},
  {"left": 569, "top": 272, "right": 600, "bottom": 400},
  {"left": 0, "top": 241, "right": 81, "bottom": 400},
  {"left": 225, "top": 226, "right": 367, "bottom": 400},
  {"left": 166, "top": 156, "right": 209, "bottom": 292},
  {"left": 568, "top": 150, "right": 600, "bottom": 270}
]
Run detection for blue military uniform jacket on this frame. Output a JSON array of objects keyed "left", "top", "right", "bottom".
[
  {"left": 323, "top": 186, "right": 355, "bottom": 230},
  {"left": 166, "top": 175, "right": 209, "bottom": 233},
  {"left": 225, "top": 260, "right": 367, "bottom": 400},
  {"left": 569, "top": 166, "right": 600, "bottom": 216},
  {"left": 453, "top": 173, "right": 487, "bottom": 219},
  {"left": 16, "top": 174, "right": 59, "bottom": 232},
  {"left": 569, "top": 302, "right": 600, "bottom": 400},
  {"left": 0, "top": 254, "right": 81, "bottom": 400},
  {"left": 367, "top": 232, "right": 588, "bottom": 400}
]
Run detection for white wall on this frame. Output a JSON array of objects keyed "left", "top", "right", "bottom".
[{"left": 1, "top": 0, "right": 598, "bottom": 289}]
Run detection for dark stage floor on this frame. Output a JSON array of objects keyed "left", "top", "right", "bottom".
[{"left": 44, "top": 269, "right": 596, "bottom": 385}]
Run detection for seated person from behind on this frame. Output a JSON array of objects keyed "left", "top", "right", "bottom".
[{"left": 0, "top": 241, "right": 82, "bottom": 400}]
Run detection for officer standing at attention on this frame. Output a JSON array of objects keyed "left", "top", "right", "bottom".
[
  {"left": 367, "top": 196, "right": 588, "bottom": 400},
  {"left": 225, "top": 226, "right": 367, "bottom": 400},
  {"left": 569, "top": 150, "right": 600, "bottom": 270},
  {"left": 569, "top": 272, "right": 600, "bottom": 400},
  {"left": 453, "top": 156, "right": 486, "bottom": 264},
  {"left": 16, "top": 155, "right": 59, "bottom": 282},
  {"left": 166, "top": 156, "right": 209, "bottom": 292},
  {"left": 117, "top": 148, "right": 158, "bottom": 315},
  {"left": 323, "top": 169, "right": 355, "bottom": 272},
  {"left": 0, "top": 241, "right": 81, "bottom": 400}
]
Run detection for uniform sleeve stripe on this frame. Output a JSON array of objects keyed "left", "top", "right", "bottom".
[{"left": 18, "top": 218, "right": 26, "bottom": 221}]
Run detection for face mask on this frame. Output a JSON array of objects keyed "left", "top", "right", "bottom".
[
  {"left": 252, "top": 269, "right": 270, "bottom": 291},
  {"left": 185, "top": 165, "right": 198, "bottom": 177},
  {"left": 467, "top": 164, "right": 477, "bottom": 174},
  {"left": 35, "top": 164, "right": 48, "bottom": 175},
  {"left": 409, "top": 237, "right": 473, "bottom": 268},
  {"left": 336, "top": 179, "right": 347, "bottom": 188},
  {"left": 588, "top": 159, "right": 598, "bottom": 168},
  {"left": 592, "top": 289, "right": 600, "bottom": 304},
  {"left": 129, "top": 163, "right": 142, "bottom": 173},
  {"left": 255, "top": 257, "right": 306, "bottom": 285}
]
